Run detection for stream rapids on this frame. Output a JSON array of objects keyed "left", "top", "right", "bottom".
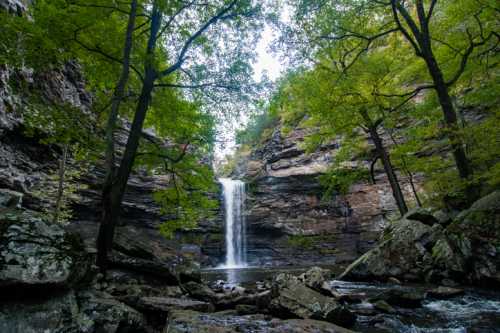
[{"left": 203, "top": 266, "right": 500, "bottom": 333}]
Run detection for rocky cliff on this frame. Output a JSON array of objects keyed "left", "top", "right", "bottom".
[
  {"left": 220, "top": 123, "right": 420, "bottom": 267},
  {"left": 0, "top": 13, "right": 210, "bottom": 279}
]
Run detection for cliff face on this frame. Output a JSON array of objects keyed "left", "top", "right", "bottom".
[
  {"left": 226, "top": 124, "right": 419, "bottom": 267},
  {"left": 0, "top": 56, "right": 197, "bottom": 269}
]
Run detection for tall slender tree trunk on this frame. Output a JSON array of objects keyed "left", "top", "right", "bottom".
[
  {"left": 360, "top": 109, "right": 408, "bottom": 215},
  {"left": 387, "top": 129, "right": 422, "bottom": 207},
  {"left": 420, "top": 44, "right": 478, "bottom": 203},
  {"left": 368, "top": 126, "right": 408, "bottom": 215},
  {"left": 422, "top": 52, "right": 472, "bottom": 180},
  {"left": 391, "top": 0, "right": 476, "bottom": 203},
  {"left": 97, "top": 0, "right": 138, "bottom": 272},
  {"left": 53, "top": 143, "right": 68, "bottom": 223},
  {"left": 97, "top": 3, "right": 162, "bottom": 272}
]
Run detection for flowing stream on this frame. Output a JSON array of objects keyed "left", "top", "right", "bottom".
[
  {"left": 202, "top": 267, "right": 500, "bottom": 333},
  {"left": 219, "top": 178, "right": 247, "bottom": 268}
]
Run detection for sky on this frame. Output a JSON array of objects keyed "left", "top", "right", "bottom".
[
  {"left": 253, "top": 24, "right": 283, "bottom": 82},
  {"left": 214, "top": 23, "right": 284, "bottom": 163}
]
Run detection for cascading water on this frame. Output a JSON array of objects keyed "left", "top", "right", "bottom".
[{"left": 219, "top": 178, "right": 247, "bottom": 268}]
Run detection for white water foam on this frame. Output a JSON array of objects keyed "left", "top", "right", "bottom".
[{"left": 219, "top": 178, "right": 247, "bottom": 269}]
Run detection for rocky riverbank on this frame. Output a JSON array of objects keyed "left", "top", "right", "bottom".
[{"left": 339, "top": 191, "right": 500, "bottom": 287}]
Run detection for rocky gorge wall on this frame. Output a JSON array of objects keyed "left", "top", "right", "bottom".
[
  {"left": 208, "top": 124, "right": 421, "bottom": 267},
  {"left": 0, "top": 2, "right": 206, "bottom": 271}
]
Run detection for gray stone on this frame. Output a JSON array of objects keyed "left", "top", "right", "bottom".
[
  {"left": 269, "top": 273, "right": 356, "bottom": 327},
  {"left": 373, "top": 300, "right": 395, "bottom": 314},
  {"left": 404, "top": 207, "right": 439, "bottom": 226},
  {"left": 0, "top": 209, "right": 89, "bottom": 291},
  {"left": 165, "top": 310, "right": 356, "bottom": 333},
  {"left": 137, "top": 296, "right": 214, "bottom": 313},
  {"left": 427, "top": 286, "right": 464, "bottom": 299},
  {"left": 371, "top": 289, "right": 426, "bottom": 308}
]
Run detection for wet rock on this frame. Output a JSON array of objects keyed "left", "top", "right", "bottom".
[
  {"left": 372, "top": 300, "right": 395, "bottom": 314},
  {"left": 436, "top": 191, "right": 500, "bottom": 285},
  {"left": 0, "top": 209, "right": 89, "bottom": 293},
  {"left": 387, "top": 277, "right": 402, "bottom": 285},
  {"left": 339, "top": 218, "right": 437, "bottom": 282},
  {"left": 0, "top": 289, "right": 149, "bottom": 333},
  {"left": 136, "top": 296, "right": 214, "bottom": 313},
  {"left": 427, "top": 286, "right": 464, "bottom": 299},
  {"left": 236, "top": 304, "right": 260, "bottom": 315},
  {"left": 77, "top": 290, "right": 147, "bottom": 333},
  {"left": 298, "top": 266, "right": 338, "bottom": 297},
  {"left": 371, "top": 289, "right": 426, "bottom": 308},
  {"left": 165, "top": 310, "right": 356, "bottom": 333},
  {"left": 0, "top": 291, "right": 80, "bottom": 333},
  {"left": 0, "top": 189, "right": 22, "bottom": 208},
  {"left": 441, "top": 279, "right": 460, "bottom": 287},
  {"left": 404, "top": 207, "right": 439, "bottom": 226},
  {"left": 269, "top": 273, "right": 356, "bottom": 327},
  {"left": 181, "top": 281, "right": 219, "bottom": 303}
]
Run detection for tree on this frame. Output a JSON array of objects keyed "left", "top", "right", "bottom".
[
  {"left": 284, "top": 0, "right": 499, "bottom": 203},
  {"left": 273, "top": 47, "right": 411, "bottom": 215},
  {"left": 41, "top": 0, "right": 261, "bottom": 272},
  {"left": 4, "top": 0, "right": 261, "bottom": 272}
]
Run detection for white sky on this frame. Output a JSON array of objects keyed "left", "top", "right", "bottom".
[
  {"left": 214, "top": 23, "right": 284, "bottom": 163},
  {"left": 253, "top": 24, "right": 283, "bottom": 82}
]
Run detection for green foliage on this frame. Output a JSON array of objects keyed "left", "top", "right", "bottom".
[
  {"left": 319, "top": 167, "right": 370, "bottom": 198},
  {"left": 1, "top": 0, "right": 263, "bottom": 239},
  {"left": 287, "top": 235, "right": 314, "bottom": 249},
  {"left": 30, "top": 163, "right": 88, "bottom": 224},
  {"left": 270, "top": 0, "right": 500, "bottom": 207},
  {"left": 235, "top": 110, "right": 278, "bottom": 145}
]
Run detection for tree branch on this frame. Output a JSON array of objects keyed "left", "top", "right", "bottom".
[{"left": 158, "top": 0, "right": 239, "bottom": 78}]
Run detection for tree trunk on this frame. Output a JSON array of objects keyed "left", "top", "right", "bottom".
[
  {"left": 391, "top": 0, "right": 477, "bottom": 203},
  {"left": 96, "top": 69, "right": 156, "bottom": 272},
  {"left": 97, "top": 3, "right": 162, "bottom": 272},
  {"left": 422, "top": 52, "right": 472, "bottom": 180},
  {"left": 419, "top": 43, "right": 478, "bottom": 203},
  {"left": 97, "top": 0, "right": 138, "bottom": 272},
  {"left": 387, "top": 129, "right": 422, "bottom": 207},
  {"left": 368, "top": 125, "right": 408, "bottom": 215},
  {"left": 53, "top": 144, "right": 68, "bottom": 223}
]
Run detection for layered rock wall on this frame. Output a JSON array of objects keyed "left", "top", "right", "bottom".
[{"left": 221, "top": 124, "right": 420, "bottom": 267}]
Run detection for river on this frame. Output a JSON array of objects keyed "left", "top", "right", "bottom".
[{"left": 202, "top": 266, "right": 500, "bottom": 333}]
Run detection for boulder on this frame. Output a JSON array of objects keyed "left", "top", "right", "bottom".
[
  {"left": 136, "top": 296, "right": 214, "bottom": 313},
  {"left": 236, "top": 304, "right": 260, "bottom": 315},
  {"left": 77, "top": 290, "right": 147, "bottom": 333},
  {"left": 338, "top": 218, "right": 438, "bottom": 282},
  {"left": 269, "top": 273, "right": 355, "bottom": 327},
  {"left": 0, "top": 290, "right": 148, "bottom": 333},
  {"left": 181, "top": 281, "right": 219, "bottom": 303},
  {"left": 165, "top": 310, "right": 356, "bottom": 333},
  {"left": 404, "top": 207, "right": 439, "bottom": 226},
  {"left": 0, "top": 291, "right": 80, "bottom": 333},
  {"left": 0, "top": 209, "right": 89, "bottom": 293},
  {"left": 372, "top": 300, "right": 395, "bottom": 314},
  {"left": 0, "top": 189, "right": 22, "bottom": 208},
  {"left": 432, "top": 190, "right": 500, "bottom": 285},
  {"left": 427, "top": 286, "right": 464, "bottom": 299},
  {"left": 371, "top": 289, "right": 426, "bottom": 308},
  {"left": 298, "top": 266, "right": 339, "bottom": 297}
]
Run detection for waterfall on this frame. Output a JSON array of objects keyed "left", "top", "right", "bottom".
[{"left": 219, "top": 178, "right": 247, "bottom": 268}]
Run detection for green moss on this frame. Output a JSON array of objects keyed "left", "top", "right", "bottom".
[
  {"left": 319, "top": 248, "right": 338, "bottom": 255},
  {"left": 287, "top": 235, "right": 315, "bottom": 249},
  {"left": 286, "top": 234, "right": 337, "bottom": 250},
  {"left": 178, "top": 233, "right": 206, "bottom": 246}
]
